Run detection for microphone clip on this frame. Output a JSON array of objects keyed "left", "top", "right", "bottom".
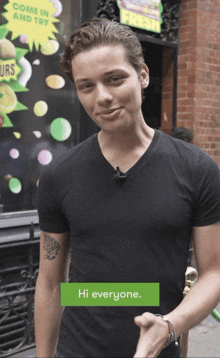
[{"left": 113, "top": 166, "right": 127, "bottom": 181}]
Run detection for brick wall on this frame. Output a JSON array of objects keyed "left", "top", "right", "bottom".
[{"left": 161, "top": 0, "right": 220, "bottom": 165}]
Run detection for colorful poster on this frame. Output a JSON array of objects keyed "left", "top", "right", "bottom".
[
  {"left": 0, "top": 0, "right": 77, "bottom": 209},
  {"left": 0, "top": 33, "right": 29, "bottom": 127},
  {"left": 2, "top": 0, "right": 59, "bottom": 51},
  {"left": 0, "top": 0, "right": 59, "bottom": 128},
  {"left": 117, "top": 0, "right": 163, "bottom": 33}
]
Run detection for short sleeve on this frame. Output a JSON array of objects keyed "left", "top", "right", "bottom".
[
  {"left": 193, "top": 152, "right": 220, "bottom": 227},
  {"left": 37, "top": 166, "right": 69, "bottom": 233}
]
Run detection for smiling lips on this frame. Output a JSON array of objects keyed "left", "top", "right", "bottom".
[{"left": 97, "top": 107, "right": 122, "bottom": 116}]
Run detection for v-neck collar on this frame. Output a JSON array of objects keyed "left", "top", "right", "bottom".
[{"left": 94, "top": 129, "right": 160, "bottom": 177}]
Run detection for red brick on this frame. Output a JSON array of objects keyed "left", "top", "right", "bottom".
[
  {"left": 179, "top": 63, "right": 188, "bottom": 70},
  {"left": 213, "top": 150, "right": 220, "bottom": 156},
  {"left": 179, "top": 98, "right": 195, "bottom": 106},
  {"left": 178, "top": 76, "right": 189, "bottom": 85},
  {"left": 163, "top": 0, "right": 220, "bottom": 162},
  {"left": 178, "top": 55, "right": 189, "bottom": 64},
  {"left": 180, "top": 33, "right": 190, "bottom": 42},
  {"left": 178, "top": 113, "right": 195, "bottom": 121},
  {"left": 188, "top": 76, "right": 196, "bottom": 83},
  {"left": 180, "top": 2, "right": 189, "bottom": 11},
  {"left": 180, "top": 40, "right": 192, "bottom": 48},
  {"left": 178, "top": 84, "right": 191, "bottom": 92},
  {"left": 162, "top": 93, "right": 172, "bottom": 100},
  {"left": 213, "top": 157, "right": 220, "bottom": 166},
  {"left": 185, "top": 25, "right": 197, "bottom": 33},
  {"left": 187, "top": 62, "right": 196, "bottom": 71},
  {"left": 187, "top": 91, "right": 194, "bottom": 97},
  {"left": 209, "top": 65, "right": 217, "bottom": 72},
  {"left": 179, "top": 19, "right": 188, "bottom": 27},
  {"left": 178, "top": 91, "right": 188, "bottom": 99},
  {"left": 188, "top": 1, "right": 197, "bottom": 10}
]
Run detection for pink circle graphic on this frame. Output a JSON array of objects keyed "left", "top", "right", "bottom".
[
  {"left": 20, "top": 34, "right": 28, "bottom": 43},
  {"left": 50, "top": 0, "right": 63, "bottom": 17},
  {"left": 33, "top": 59, "right": 40, "bottom": 65},
  {"left": 38, "top": 150, "right": 53, "bottom": 165},
  {"left": 33, "top": 131, "right": 42, "bottom": 138},
  {"left": 10, "top": 148, "right": 20, "bottom": 159}
]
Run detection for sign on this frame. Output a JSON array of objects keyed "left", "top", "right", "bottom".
[
  {"left": 0, "top": 58, "right": 22, "bottom": 82},
  {"left": 117, "top": 0, "right": 163, "bottom": 33},
  {"left": 2, "top": 0, "right": 59, "bottom": 51},
  {"left": 0, "top": 30, "right": 28, "bottom": 126},
  {"left": 61, "top": 283, "right": 160, "bottom": 307},
  {"left": 0, "top": 0, "right": 59, "bottom": 127}
]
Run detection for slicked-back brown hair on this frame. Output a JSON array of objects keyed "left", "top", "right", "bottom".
[{"left": 59, "top": 17, "right": 145, "bottom": 84}]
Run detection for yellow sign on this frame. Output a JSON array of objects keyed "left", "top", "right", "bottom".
[
  {"left": 121, "top": 8, "right": 161, "bottom": 32},
  {"left": 117, "top": 1, "right": 163, "bottom": 33},
  {"left": 0, "top": 58, "right": 21, "bottom": 82},
  {"left": 2, "top": 0, "right": 59, "bottom": 51}
]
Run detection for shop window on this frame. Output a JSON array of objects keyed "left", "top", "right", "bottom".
[{"left": 0, "top": 0, "right": 80, "bottom": 213}]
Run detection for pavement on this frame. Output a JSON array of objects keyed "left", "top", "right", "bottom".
[
  {"left": 7, "top": 301, "right": 220, "bottom": 358},
  {"left": 187, "top": 300, "right": 220, "bottom": 358},
  {"left": 7, "top": 348, "right": 36, "bottom": 358}
]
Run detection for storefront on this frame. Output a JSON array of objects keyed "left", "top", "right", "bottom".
[
  {"left": 1, "top": 1, "right": 220, "bottom": 356},
  {"left": 0, "top": 0, "right": 180, "bottom": 215},
  {"left": 1, "top": 0, "right": 220, "bottom": 216},
  {"left": 0, "top": 1, "right": 180, "bottom": 351},
  {"left": 0, "top": 1, "right": 84, "bottom": 356}
]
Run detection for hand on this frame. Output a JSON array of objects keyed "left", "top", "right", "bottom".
[{"left": 133, "top": 312, "right": 169, "bottom": 358}]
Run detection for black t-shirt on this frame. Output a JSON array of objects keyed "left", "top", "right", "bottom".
[{"left": 38, "top": 129, "right": 220, "bottom": 357}]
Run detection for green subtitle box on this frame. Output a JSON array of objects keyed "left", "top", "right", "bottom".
[{"left": 61, "top": 283, "right": 159, "bottom": 306}]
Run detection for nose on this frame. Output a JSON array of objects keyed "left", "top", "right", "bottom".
[{"left": 95, "top": 82, "right": 113, "bottom": 106}]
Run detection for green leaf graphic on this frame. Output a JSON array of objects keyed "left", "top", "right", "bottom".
[
  {"left": 13, "top": 101, "right": 28, "bottom": 111},
  {"left": 8, "top": 80, "right": 29, "bottom": 92},
  {"left": 0, "top": 24, "right": 9, "bottom": 40},
  {"left": 1, "top": 112, "right": 13, "bottom": 127},
  {"left": 16, "top": 48, "right": 29, "bottom": 61}
]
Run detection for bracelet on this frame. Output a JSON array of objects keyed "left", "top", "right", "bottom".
[{"left": 155, "top": 314, "right": 179, "bottom": 348}]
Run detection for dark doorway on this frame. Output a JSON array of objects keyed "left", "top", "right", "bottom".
[{"left": 141, "top": 41, "right": 163, "bottom": 129}]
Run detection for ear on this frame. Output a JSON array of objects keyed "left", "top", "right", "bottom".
[{"left": 140, "top": 64, "right": 149, "bottom": 89}]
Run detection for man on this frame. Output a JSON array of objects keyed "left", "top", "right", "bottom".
[{"left": 35, "top": 18, "right": 220, "bottom": 358}]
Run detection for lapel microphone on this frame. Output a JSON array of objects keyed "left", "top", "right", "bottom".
[{"left": 113, "top": 166, "right": 127, "bottom": 181}]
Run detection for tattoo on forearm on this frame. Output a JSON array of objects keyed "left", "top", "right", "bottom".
[{"left": 43, "top": 233, "right": 60, "bottom": 260}]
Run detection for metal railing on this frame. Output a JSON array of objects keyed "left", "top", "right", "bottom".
[{"left": 0, "top": 212, "right": 39, "bottom": 358}]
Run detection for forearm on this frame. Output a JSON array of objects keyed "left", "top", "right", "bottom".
[
  {"left": 34, "top": 278, "right": 64, "bottom": 358},
  {"left": 132, "top": 271, "right": 220, "bottom": 358},
  {"left": 164, "top": 270, "right": 220, "bottom": 337}
]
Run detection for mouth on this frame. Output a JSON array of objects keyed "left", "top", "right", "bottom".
[{"left": 96, "top": 107, "right": 122, "bottom": 115}]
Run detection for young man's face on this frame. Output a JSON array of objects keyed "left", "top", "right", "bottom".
[{"left": 71, "top": 44, "right": 149, "bottom": 134}]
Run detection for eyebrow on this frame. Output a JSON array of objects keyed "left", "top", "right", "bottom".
[{"left": 75, "top": 69, "right": 127, "bottom": 85}]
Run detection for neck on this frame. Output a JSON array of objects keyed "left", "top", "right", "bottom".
[{"left": 98, "top": 120, "right": 154, "bottom": 153}]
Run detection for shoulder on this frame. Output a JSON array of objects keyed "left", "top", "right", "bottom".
[
  {"left": 53, "top": 133, "right": 97, "bottom": 170},
  {"left": 39, "top": 133, "right": 98, "bottom": 180},
  {"left": 157, "top": 130, "right": 219, "bottom": 172}
]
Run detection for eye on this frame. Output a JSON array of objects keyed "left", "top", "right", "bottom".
[
  {"left": 79, "top": 83, "right": 94, "bottom": 92},
  {"left": 109, "top": 76, "right": 124, "bottom": 83}
]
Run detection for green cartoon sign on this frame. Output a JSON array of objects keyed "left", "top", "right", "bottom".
[{"left": 117, "top": 0, "right": 163, "bottom": 33}]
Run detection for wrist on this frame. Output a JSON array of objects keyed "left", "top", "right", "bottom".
[{"left": 155, "top": 314, "right": 179, "bottom": 348}]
